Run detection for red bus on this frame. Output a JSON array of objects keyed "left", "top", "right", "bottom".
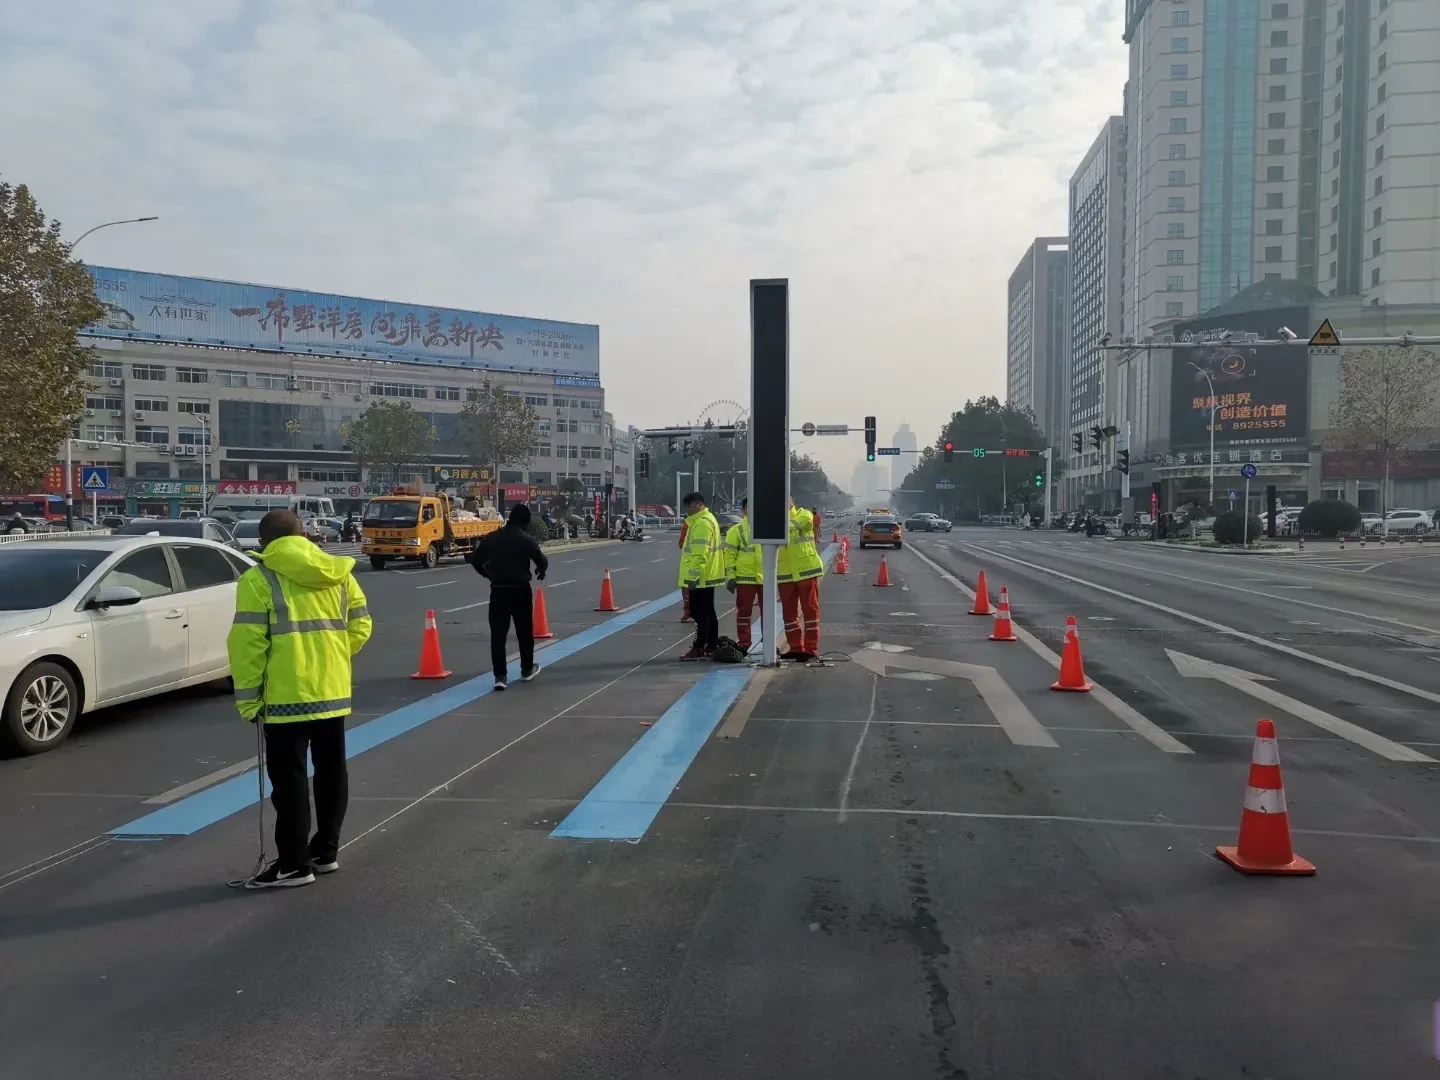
[{"left": 0, "top": 494, "right": 66, "bottom": 522}]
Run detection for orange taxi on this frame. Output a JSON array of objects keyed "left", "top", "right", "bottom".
[{"left": 859, "top": 511, "right": 903, "bottom": 549}]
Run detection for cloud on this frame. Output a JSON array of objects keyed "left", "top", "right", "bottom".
[{"left": 0, "top": 0, "right": 1126, "bottom": 481}]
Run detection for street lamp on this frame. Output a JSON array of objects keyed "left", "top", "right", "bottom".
[
  {"left": 69, "top": 216, "right": 159, "bottom": 251},
  {"left": 197, "top": 414, "right": 211, "bottom": 514},
  {"left": 1187, "top": 361, "right": 1217, "bottom": 509}
]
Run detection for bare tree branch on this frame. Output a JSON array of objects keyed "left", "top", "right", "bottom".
[{"left": 1329, "top": 345, "right": 1440, "bottom": 460}]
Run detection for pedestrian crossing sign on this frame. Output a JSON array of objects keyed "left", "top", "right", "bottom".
[
  {"left": 1308, "top": 319, "right": 1340, "bottom": 347},
  {"left": 81, "top": 467, "right": 109, "bottom": 491}
]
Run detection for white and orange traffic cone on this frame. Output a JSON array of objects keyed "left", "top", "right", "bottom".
[
  {"left": 595, "top": 569, "right": 619, "bottom": 612},
  {"left": 411, "top": 609, "right": 452, "bottom": 680},
  {"left": 970, "top": 569, "right": 994, "bottom": 616},
  {"left": 1050, "top": 615, "right": 1092, "bottom": 691},
  {"left": 989, "top": 587, "right": 1018, "bottom": 642},
  {"left": 1216, "top": 718, "right": 1316, "bottom": 876}
]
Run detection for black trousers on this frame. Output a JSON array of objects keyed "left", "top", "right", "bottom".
[
  {"left": 689, "top": 586, "right": 719, "bottom": 650},
  {"left": 263, "top": 716, "right": 348, "bottom": 873},
  {"left": 489, "top": 584, "right": 534, "bottom": 680}
]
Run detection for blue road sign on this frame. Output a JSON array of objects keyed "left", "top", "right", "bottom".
[
  {"left": 1240, "top": 463, "right": 1259, "bottom": 479},
  {"left": 81, "top": 466, "right": 110, "bottom": 491},
  {"left": 1227, "top": 489, "right": 1238, "bottom": 500},
  {"left": 875, "top": 447, "right": 901, "bottom": 456}
]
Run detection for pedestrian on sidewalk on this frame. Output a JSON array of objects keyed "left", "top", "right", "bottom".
[
  {"left": 469, "top": 502, "right": 548, "bottom": 690},
  {"left": 723, "top": 498, "right": 763, "bottom": 651},
  {"left": 228, "top": 509, "right": 373, "bottom": 889},
  {"left": 678, "top": 492, "right": 726, "bottom": 660},
  {"left": 776, "top": 498, "right": 824, "bottom": 661}
]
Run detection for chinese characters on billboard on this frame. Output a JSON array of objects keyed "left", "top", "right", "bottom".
[
  {"left": 83, "top": 267, "right": 600, "bottom": 378},
  {"left": 1169, "top": 306, "right": 1310, "bottom": 449}
]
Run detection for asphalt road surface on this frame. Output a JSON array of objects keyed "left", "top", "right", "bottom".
[{"left": 3, "top": 526, "right": 1439, "bottom": 1079}]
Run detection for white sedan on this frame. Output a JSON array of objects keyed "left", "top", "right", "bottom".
[{"left": 0, "top": 535, "right": 255, "bottom": 755}]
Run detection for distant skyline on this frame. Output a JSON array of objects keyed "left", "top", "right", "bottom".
[{"left": 0, "top": 0, "right": 1128, "bottom": 484}]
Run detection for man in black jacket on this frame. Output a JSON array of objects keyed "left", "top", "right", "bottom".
[{"left": 469, "top": 503, "right": 549, "bottom": 690}]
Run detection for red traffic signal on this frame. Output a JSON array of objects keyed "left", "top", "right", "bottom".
[{"left": 943, "top": 441, "right": 954, "bottom": 462}]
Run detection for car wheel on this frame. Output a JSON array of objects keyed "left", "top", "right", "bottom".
[
  {"left": 370, "top": 555, "right": 389, "bottom": 570},
  {"left": 2, "top": 661, "right": 79, "bottom": 755},
  {"left": 423, "top": 544, "right": 439, "bottom": 569}
]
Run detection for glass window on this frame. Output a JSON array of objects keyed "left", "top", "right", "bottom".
[
  {"left": 1373, "top": 237, "right": 1382, "bottom": 257},
  {"left": 102, "top": 547, "right": 174, "bottom": 599},
  {"left": 133, "top": 397, "right": 168, "bottom": 412},
  {"left": 1267, "top": 138, "right": 1285, "bottom": 154},
  {"left": 1167, "top": 196, "right": 1186, "bottom": 210},
  {"left": 1377, "top": 84, "right": 1386, "bottom": 104},
  {"left": 203, "top": 523, "right": 236, "bottom": 546},
  {"left": 1270, "top": 30, "right": 1288, "bottom": 46},
  {"left": 1265, "top": 219, "right": 1283, "bottom": 235},
  {"left": 1269, "top": 57, "right": 1288, "bottom": 74},
  {"left": 1165, "top": 302, "right": 1184, "bottom": 317},
  {"left": 1172, "top": 9, "right": 1189, "bottom": 24},
  {"left": 1169, "top": 117, "right": 1188, "bottom": 133},
  {"left": 1267, "top": 112, "right": 1286, "bottom": 128},
  {"left": 1376, "top": 114, "right": 1385, "bottom": 134},
  {"left": 177, "top": 427, "right": 209, "bottom": 446},
  {"left": 1377, "top": 53, "right": 1386, "bottom": 74},
  {"left": 1375, "top": 145, "right": 1384, "bottom": 165},
  {"left": 89, "top": 360, "right": 123, "bottom": 379},
  {"left": 1372, "top": 267, "right": 1381, "bottom": 286},
  {"left": 255, "top": 373, "right": 288, "bottom": 390},
  {"left": 1266, "top": 165, "right": 1285, "bottom": 181},
  {"left": 131, "top": 364, "right": 166, "bottom": 381},
  {"left": 133, "top": 425, "right": 170, "bottom": 444},
  {"left": 0, "top": 546, "right": 110, "bottom": 610},
  {"left": 1374, "top": 175, "right": 1384, "bottom": 195},
  {"left": 1264, "top": 245, "right": 1283, "bottom": 262},
  {"left": 1268, "top": 85, "right": 1287, "bottom": 101},
  {"left": 1171, "top": 36, "right": 1189, "bottom": 52},
  {"left": 85, "top": 424, "right": 125, "bottom": 442},
  {"left": 1373, "top": 206, "right": 1383, "bottom": 227},
  {"left": 434, "top": 386, "right": 461, "bottom": 401},
  {"left": 1166, "top": 249, "right": 1185, "bottom": 265},
  {"left": 1168, "top": 144, "right": 1187, "bottom": 159},
  {"left": 1170, "top": 63, "right": 1188, "bottom": 79},
  {"left": 171, "top": 544, "right": 237, "bottom": 590},
  {"left": 175, "top": 367, "right": 208, "bottom": 384},
  {"left": 86, "top": 395, "right": 124, "bottom": 412},
  {"left": 1167, "top": 223, "right": 1186, "bottom": 238},
  {"left": 533, "top": 442, "right": 552, "bottom": 458},
  {"left": 177, "top": 399, "right": 210, "bottom": 414},
  {"left": 1378, "top": 22, "right": 1387, "bottom": 41},
  {"left": 1167, "top": 170, "right": 1186, "bottom": 186},
  {"left": 215, "top": 370, "right": 249, "bottom": 387},
  {"left": 1166, "top": 275, "right": 1185, "bottom": 291},
  {"left": 1271, "top": 2, "right": 1288, "bottom": 15},
  {"left": 1171, "top": 90, "right": 1189, "bottom": 106},
  {"left": 524, "top": 394, "right": 549, "bottom": 406}
]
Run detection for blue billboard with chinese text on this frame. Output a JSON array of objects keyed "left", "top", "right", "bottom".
[{"left": 82, "top": 266, "right": 599, "bottom": 377}]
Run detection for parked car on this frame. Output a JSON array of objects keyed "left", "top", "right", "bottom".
[
  {"left": 904, "top": 513, "right": 952, "bottom": 532},
  {"left": 113, "top": 517, "right": 240, "bottom": 549},
  {"left": 0, "top": 535, "right": 255, "bottom": 754},
  {"left": 230, "top": 520, "right": 264, "bottom": 552},
  {"left": 1372, "top": 509, "right": 1434, "bottom": 535}
]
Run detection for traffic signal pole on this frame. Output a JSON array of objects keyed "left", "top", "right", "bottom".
[
  {"left": 1043, "top": 448, "right": 1052, "bottom": 527},
  {"left": 1120, "top": 420, "right": 1131, "bottom": 502}
]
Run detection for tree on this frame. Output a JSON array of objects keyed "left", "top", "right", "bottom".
[
  {"left": 341, "top": 401, "right": 435, "bottom": 487},
  {"left": 1329, "top": 345, "right": 1440, "bottom": 517},
  {"left": 0, "top": 181, "right": 106, "bottom": 494},
  {"left": 456, "top": 380, "right": 537, "bottom": 487}
]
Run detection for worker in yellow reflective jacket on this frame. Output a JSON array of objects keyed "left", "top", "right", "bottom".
[
  {"left": 677, "top": 491, "right": 727, "bottom": 659},
  {"left": 776, "top": 499, "right": 824, "bottom": 660},
  {"left": 227, "top": 509, "right": 373, "bottom": 888},
  {"left": 723, "top": 498, "right": 763, "bottom": 652}
]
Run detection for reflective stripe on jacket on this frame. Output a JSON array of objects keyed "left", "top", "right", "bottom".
[
  {"left": 227, "top": 536, "right": 373, "bottom": 724},
  {"left": 724, "top": 518, "right": 763, "bottom": 584},
  {"left": 776, "top": 506, "right": 824, "bottom": 583},
  {"left": 678, "top": 509, "right": 727, "bottom": 588}
]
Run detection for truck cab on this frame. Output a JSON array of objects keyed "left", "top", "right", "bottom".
[{"left": 361, "top": 487, "right": 501, "bottom": 570}]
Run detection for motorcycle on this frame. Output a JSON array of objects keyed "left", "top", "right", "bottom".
[{"left": 616, "top": 520, "right": 646, "bottom": 542}]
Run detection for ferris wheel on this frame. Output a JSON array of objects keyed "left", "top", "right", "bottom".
[{"left": 696, "top": 399, "right": 748, "bottom": 432}]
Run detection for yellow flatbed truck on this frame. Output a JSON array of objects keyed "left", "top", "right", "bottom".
[{"left": 361, "top": 489, "right": 502, "bottom": 570}]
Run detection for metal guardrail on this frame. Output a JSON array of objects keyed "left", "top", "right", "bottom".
[{"left": 0, "top": 529, "right": 113, "bottom": 544}]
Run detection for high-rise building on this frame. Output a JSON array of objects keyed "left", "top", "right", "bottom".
[
  {"left": 1066, "top": 118, "right": 1126, "bottom": 511},
  {"left": 890, "top": 423, "right": 917, "bottom": 494},
  {"left": 1006, "top": 237, "right": 1071, "bottom": 441}
]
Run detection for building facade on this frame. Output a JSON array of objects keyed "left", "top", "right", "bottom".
[
  {"left": 56, "top": 268, "right": 614, "bottom": 518},
  {"left": 890, "top": 422, "right": 918, "bottom": 495},
  {"left": 1065, "top": 118, "right": 1126, "bottom": 511},
  {"left": 1006, "top": 238, "right": 1071, "bottom": 441}
]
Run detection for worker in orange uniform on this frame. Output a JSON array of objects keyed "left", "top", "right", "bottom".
[{"left": 775, "top": 498, "right": 824, "bottom": 661}]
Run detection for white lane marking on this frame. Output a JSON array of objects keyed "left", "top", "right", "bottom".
[
  {"left": 960, "top": 543, "right": 1440, "bottom": 707},
  {"left": 607, "top": 566, "right": 631, "bottom": 573},
  {"left": 663, "top": 802, "right": 1440, "bottom": 845},
  {"left": 416, "top": 578, "right": 461, "bottom": 590},
  {"left": 649, "top": 557, "right": 666, "bottom": 563},
  {"left": 545, "top": 579, "right": 577, "bottom": 588},
  {"left": 838, "top": 677, "right": 879, "bottom": 823},
  {"left": 904, "top": 544, "right": 1192, "bottom": 755},
  {"left": 442, "top": 600, "right": 490, "bottom": 613},
  {"left": 340, "top": 631, "right": 699, "bottom": 852},
  {"left": 1056, "top": 545, "right": 1440, "bottom": 631},
  {"left": 144, "top": 757, "right": 260, "bottom": 804}
]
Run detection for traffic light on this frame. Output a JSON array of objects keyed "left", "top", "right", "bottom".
[
  {"left": 864, "top": 415, "right": 877, "bottom": 462},
  {"left": 1033, "top": 470, "right": 1045, "bottom": 488},
  {"left": 943, "top": 440, "right": 954, "bottom": 462},
  {"left": 667, "top": 438, "right": 677, "bottom": 454},
  {"left": 1116, "top": 449, "right": 1130, "bottom": 476},
  {"left": 682, "top": 439, "right": 692, "bottom": 458},
  {"left": 1072, "top": 432, "right": 1084, "bottom": 455},
  {"left": 1089, "top": 425, "right": 1104, "bottom": 450},
  {"left": 638, "top": 453, "right": 649, "bottom": 478}
]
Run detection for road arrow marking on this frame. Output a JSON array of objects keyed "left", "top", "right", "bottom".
[
  {"left": 850, "top": 648, "right": 1058, "bottom": 748},
  {"left": 1165, "top": 649, "right": 1435, "bottom": 763}
]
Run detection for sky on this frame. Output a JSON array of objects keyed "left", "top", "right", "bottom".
[{"left": 0, "top": 0, "right": 1127, "bottom": 486}]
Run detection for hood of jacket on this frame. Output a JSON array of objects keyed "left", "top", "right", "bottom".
[{"left": 256, "top": 535, "right": 355, "bottom": 587}]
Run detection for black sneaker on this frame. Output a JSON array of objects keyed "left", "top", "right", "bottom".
[
  {"left": 522, "top": 664, "right": 541, "bottom": 682},
  {"left": 245, "top": 862, "right": 315, "bottom": 889},
  {"left": 494, "top": 679, "right": 508, "bottom": 691},
  {"left": 311, "top": 858, "right": 339, "bottom": 875}
]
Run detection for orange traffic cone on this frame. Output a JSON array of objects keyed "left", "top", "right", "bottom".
[
  {"left": 1216, "top": 719, "right": 1315, "bottom": 876},
  {"left": 874, "top": 555, "right": 892, "bottom": 587},
  {"left": 833, "top": 546, "right": 848, "bottom": 574},
  {"left": 595, "top": 569, "right": 619, "bottom": 612},
  {"left": 970, "top": 569, "right": 994, "bottom": 616},
  {"left": 1051, "top": 615, "right": 1092, "bottom": 691},
  {"left": 533, "top": 586, "right": 554, "bottom": 640},
  {"left": 989, "top": 587, "right": 1019, "bottom": 642},
  {"left": 681, "top": 587, "right": 692, "bottom": 622},
  {"left": 410, "top": 609, "right": 452, "bottom": 680},
  {"left": 832, "top": 530, "right": 840, "bottom": 543}
]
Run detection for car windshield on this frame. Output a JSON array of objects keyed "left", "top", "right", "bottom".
[
  {"left": 114, "top": 520, "right": 203, "bottom": 536},
  {"left": 0, "top": 546, "right": 110, "bottom": 610},
  {"left": 232, "top": 521, "right": 260, "bottom": 537},
  {"left": 364, "top": 500, "right": 420, "bottom": 523}
]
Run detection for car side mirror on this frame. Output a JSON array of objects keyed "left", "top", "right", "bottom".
[{"left": 88, "top": 585, "right": 144, "bottom": 609}]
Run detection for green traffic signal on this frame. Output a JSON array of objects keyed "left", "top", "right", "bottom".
[
  {"left": 1033, "top": 471, "right": 1044, "bottom": 488},
  {"left": 866, "top": 451, "right": 875, "bottom": 462}
]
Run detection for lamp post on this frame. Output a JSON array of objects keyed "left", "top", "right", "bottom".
[
  {"left": 1187, "top": 361, "right": 1217, "bottom": 509},
  {"left": 197, "top": 414, "right": 211, "bottom": 515},
  {"left": 69, "top": 216, "right": 159, "bottom": 251}
]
